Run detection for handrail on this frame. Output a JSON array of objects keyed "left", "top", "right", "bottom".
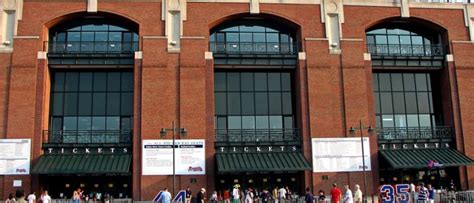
[
  {"left": 43, "top": 130, "right": 132, "bottom": 144},
  {"left": 376, "top": 126, "right": 453, "bottom": 140},
  {"left": 210, "top": 42, "right": 298, "bottom": 55},
  {"left": 215, "top": 128, "right": 299, "bottom": 143},
  {"left": 367, "top": 44, "right": 446, "bottom": 57},
  {"left": 45, "top": 41, "right": 139, "bottom": 54}
]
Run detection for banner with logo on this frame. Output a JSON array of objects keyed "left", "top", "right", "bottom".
[
  {"left": 0, "top": 139, "right": 31, "bottom": 175},
  {"left": 311, "top": 137, "right": 371, "bottom": 172},
  {"left": 142, "top": 139, "right": 205, "bottom": 175}
]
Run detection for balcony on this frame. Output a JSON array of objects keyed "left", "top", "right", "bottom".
[
  {"left": 43, "top": 130, "right": 132, "bottom": 147},
  {"left": 367, "top": 44, "right": 447, "bottom": 68},
  {"left": 376, "top": 126, "right": 453, "bottom": 142},
  {"left": 210, "top": 42, "right": 298, "bottom": 67},
  {"left": 215, "top": 128, "right": 300, "bottom": 146},
  {"left": 45, "top": 41, "right": 139, "bottom": 66},
  {"left": 410, "top": 0, "right": 472, "bottom": 3}
]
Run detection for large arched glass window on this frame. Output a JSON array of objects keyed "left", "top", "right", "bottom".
[
  {"left": 210, "top": 20, "right": 297, "bottom": 55},
  {"left": 49, "top": 18, "right": 138, "bottom": 54}
]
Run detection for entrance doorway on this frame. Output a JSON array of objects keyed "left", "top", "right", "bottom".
[{"left": 40, "top": 175, "right": 132, "bottom": 199}]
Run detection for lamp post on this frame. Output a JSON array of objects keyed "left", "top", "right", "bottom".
[
  {"left": 349, "top": 120, "right": 373, "bottom": 203},
  {"left": 160, "top": 120, "right": 188, "bottom": 196}
]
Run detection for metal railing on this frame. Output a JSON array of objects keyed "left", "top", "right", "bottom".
[
  {"left": 376, "top": 126, "right": 453, "bottom": 140},
  {"left": 43, "top": 130, "right": 132, "bottom": 144},
  {"left": 46, "top": 41, "right": 139, "bottom": 54},
  {"left": 215, "top": 128, "right": 299, "bottom": 143},
  {"left": 410, "top": 0, "right": 472, "bottom": 3},
  {"left": 210, "top": 42, "right": 298, "bottom": 55},
  {"left": 367, "top": 44, "right": 446, "bottom": 57}
]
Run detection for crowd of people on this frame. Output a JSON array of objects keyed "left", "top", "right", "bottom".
[{"left": 3, "top": 189, "right": 50, "bottom": 203}]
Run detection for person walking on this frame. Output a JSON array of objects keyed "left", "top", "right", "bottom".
[
  {"left": 304, "top": 187, "right": 314, "bottom": 203},
  {"left": 40, "top": 191, "right": 51, "bottom": 203},
  {"left": 417, "top": 183, "right": 428, "bottom": 203},
  {"left": 342, "top": 185, "right": 353, "bottom": 203},
  {"left": 260, "top": 189, "right": 270, "bottom": 203},
  {"left": 15, "top": 189, "right": 26, "bottom": 203},
  {"left": 330, "top": 183, "right": 342, "bottom": 203},
  {"left": 26, "top": 192, "right": 35, "bottom": 203},
  {"left": 72, "top": 191, "right": 80, "bottom": 203},
  {"left": 232, "top": 185, "right": 240, "bottom": 203},
  {"left": 197, "top": 188, "right": 206, "bottom": 203},
  {"left": 245, "top": 189, "right": 254, "bottom": 203},
  {"left": 272, "top": 187, "right": 278, "bottom": 203},
  {"left": 317, "top": 190, "right": 325, "bottom": 203},
  {"left": 186, "top": 187, "right": 192, "bottom": 203},
  {"left": 427, "top": 184, "right": 435, "bottom": 203},
  {"left": 163, "top": 188, "right": 172, "bottom": 203},
  {"left": 278, "top": 186, "right": 286, "bottom": 203},
  {"left": 353, "top": 185, "right": 362, "bottom": 203},
  {"left": 223, "top": 189, "right": 231, "bottom": 203},
  {"left": 5, "top": 193, "right": 15, "bottom": 203},
  {"left": 210, "top": 191, "right": 218, "bottom": 203}
]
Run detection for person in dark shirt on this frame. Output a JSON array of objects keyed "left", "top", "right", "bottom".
[
  {"left": 317, "top": 190, "right": 326, "bottom": 203},
  {"left": 304, "top": 187, "right": 314, "bottom": 203},
  {"left": 197, "top": 188, "right": 206, "bottom": 203},
  {"left": 186, "top": 186, "right": 192, "bottom": 203}
]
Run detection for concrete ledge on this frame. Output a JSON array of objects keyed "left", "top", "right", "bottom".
[
  {"left": 37, "top": 51, "right": 47, "bottom": 59},
  {"left": 364, "top": 53, "right": 371, "bottom": 61},
  {"left": 135, "top": 51, "right": 143, "bottom": 59},
  {"left": 305, "top": 37, "right": 329, "bottom": 41},
  {"left": 142, "top": 36, "right": 168, "bottom": 39},
  {"left": 298, "top": 52, "right": 306, "bottom": 60},
  {"left": 446, "top": 54, "right": 454, "bottom": 62},
  {"left": 205, "top": 51, "right": 213, "bottom": 60}
]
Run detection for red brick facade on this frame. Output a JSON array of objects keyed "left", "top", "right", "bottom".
[{"left": 0, "top": 0, "right": 473, "bottom": 200}]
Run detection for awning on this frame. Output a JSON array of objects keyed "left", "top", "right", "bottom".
[
  {"left": 380, "top": 148, "right": 474, "bottom": 169},
  {"left": 216, "top": 152, "right": 312, "bottom": 173},
  {"left": 31, "top": 154, "right": 132, "bottom": 174}
]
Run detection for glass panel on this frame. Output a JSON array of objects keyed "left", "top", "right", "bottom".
[
  {"left": 67, "top": 32, "right": 80, "bottom": 41},
  {"left": 387, "top": 35, "right": 399, "bottom": 45},
  {"left": 121, "top": 117, "right": 132, "bottom": 130},
  {"left": 366, "top": 35, "right": 375, "bottom": 44},
  {"left": 255, "top": 93, "right": 268, "bottom": 115},
  {"left": 92, "top": 117, "right": 106, "bottom": 130},
  {"left": 242, "top": 116, "right": 255, "bottom": 129},
  {"left": 399, "top": 35, "right": 411, "bottom": 44},
  {"left": 268, "top": 93, "right": 282, "bottom": 115},
  {"left": 253, "top": 33, "right": 265, "bottom": 42},
  {"left": 255, "top": 73, "right": 268, "bottom": 91},
  {"left": 405, "top": 92, "right": 418, "bottom": 114},
  {"left": 282, "top": 92, "right": 292, "bottom": 115},
  {"left": 373, "top": 74, "right": 379, "bottom": 91},
  {"left": 52, "top": 117, "right": 63, "bottom": 131},
  {"left": 215, "top": 72, "right": 226, "bottom": 92},
  {"left": 227, "top": 93, "right": 241, "bottom": 115},
  {"left": 108, "top": 32, "right": 122, "bottom": 42},
  {"left": 65, "top": 72, "right": 79, "bottom": 91},
  {"left": 95, "top": 32, "right": 108, "bottom": 41},
  {"left": 78, "top": 117, "right": 91, "bottom": 130},
  {"left": 417, "top": 92, "right": 430, "bottom": 113},
  {"left": 240, "top": 25, "right": 265, "bottom": 32},
  {"left": 107, "top": 72, "right": 121, "bottom": 91},
  {"left": 376, "top": 115, "right": 381, "bottom": 128},
  {"left": 412, "top": 36, "right": 423, "bottom": 45},
  {"left": 93, "top": 73, "right": 107, "bottom": 92},
  {"left": 121, "top": 72, "right": 133, "bottom": 92},
  {"left": 375, "top": 35, "right": 388, "bottom": 44},
  {"left": 227, "top": 73, "right": 240, "bottom": 91},
  {"left": 79, "top": 72, "right": 93, "bottom": 92},
  {"left": 54, "top": 72, "right": 65, "bottom": 91},
  {"left": 419, "top": 114, "right": 431, "bottom": 127},
  {"left": 403, "top": 74, "right": 416, "bottom": 91},
  {"left": 374, "top": 93, "right": 380, "bottom": 114},
  {"left": 394, "top": 115, "right": 407, "bottom": 127},
  {"left": 121, "top": 93, "right": 133, "bottom": 116},
  {"left": 378, "top": 74, "right": 391, "bottom": 91},
  {"left": 392, "top": 93, "right": 405, "bottom": 114},
  {"left": 269, "top": 116, "right": 282, "bottom": 129},
  {"left": 281, "top": 73, "right": 291, "bottom": 91},
  {"left": 241, "top": 93, "right": 255, "bottom": 115},
  {"left": 106, "top": 117, "right": 120, "bottom": 130},
  {"left": 215, "top": 93, "right": 227, "bottom": 115},
  {"left": 228, "top": 116, "right": 241, "bottom": 129},
  {"left": 380, "top": 93, "right": 393, "bottom": 114},
  {"left": 266, "top": 33, "right": 279, "bottom": 42},
  {"left": 256, "top": 116, "right": 269, "bottom": 129},
  {"left": 63, "top": 117, "right": 77, "bottom": 130},
  {"left": 106, "top": 93, "right": 121, "bottom": 115},
  {"left": 52, "top": 93, "right": 64, "bottom": 116},
  {"left": 284, "top": 116, "right": 293, "bottom": 129},
  {"left": 226, "top": 33, "right": 239, "bottom": 42},
  {"left": 382, "top": 115, "right": 394, "bottom": 127},
  {"left": 240, "top": 33, "right": 252, "bottom": 42},
  {"left": 78, "top": 93, "right": 92, "bottom": 116},
  {"left": 240, "top": 73, "right": 254, "bottom": 91},
  {"left": 216, "top": 117, "right": 227, "bottom": 129},
  {"left": 391, "top": 73, "right": 403, "bottom": 91},
  {"left": 407, "top": 115, "right": 419, "bottom": 127},
  {"left": 268, "top": 73, "right": 281, "bottom": 91},
  {"left": 415, "top": 74, "right": 428, "bottom": 91},
  {"left": 64, "top": 93, "right": 78, "bottom": 115},
  {"left": 92, "top": 93, "right": 106, "bottom": 115}
]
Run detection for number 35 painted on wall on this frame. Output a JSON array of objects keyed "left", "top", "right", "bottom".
[{"left": 380, "top": 184, "right": 410, "bottom": 203}]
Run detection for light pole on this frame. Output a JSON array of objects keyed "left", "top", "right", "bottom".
[
  {"left": 349, "top": 120, "right": 373, "bottom": 203},
  {"left": 160, "top": 120, "right": 188, "bottom": 196}
]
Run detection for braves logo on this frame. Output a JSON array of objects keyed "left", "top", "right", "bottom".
[
  {"left": 16, "top": 168, "right": 26, "bottom": 173},
  {"left": 188, "top": 166, "right": 203, "bottom": 172}
]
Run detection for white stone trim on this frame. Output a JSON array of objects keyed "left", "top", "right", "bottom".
[
  {"left": 446, "top": 54, "right": 454, "bottom": 62},
  {"left": 401, "top": 0, "right": 410, "bottom": 17},
  {"left": 341, "top": 38, "right": 363, "bottom": 41},
  {"left": 87, "top": 0, "right": 98, "bottom": 13},
  {"left": 142, "top": 36, "right": 168, "bottom": 39},
  {"left": 250, "top": 0, "right": 260, "bottom": 14},
  {"left": 205, "top": 51, "right": 213, "bottom": 60},
  {"left": 305, "top": 37, "right": 329, "bottom": 41},
  {"left": 0, "top": 47, "right": 13, "bottom": 53},
  {"left": 452, "top": 40, "right": 474, "bottom": 44},
  {"left": 329, "top": 48, "right": 342, "bottom": 55},
  {"left": 181, "top": 36, "right": 206, "bottom": 39},
  {"left": 37, "top": 51, "right": 47, "bottom": 59},
  {"left": 14, "top": 35, "right": 39, "bottom": 39},
  {"left": 298, "top": 52, "right": 306, "bottom": 60},
  {"left": 135, "top": 51, "right": 143, "bottom": 59},
  {"left": 364, "top": 53, "right": 371, "bottom": 61}
]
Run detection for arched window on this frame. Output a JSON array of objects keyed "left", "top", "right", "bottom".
[
  {"left": 49, "top": 18, "right": 138, "bottom": 54},
  {"left": 210, "top": 20, "right": 297, "bottom": 55}
]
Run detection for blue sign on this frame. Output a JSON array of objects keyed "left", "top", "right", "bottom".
[
  {"left": 173, "top": 190, "right": 186, "bottom": 203},
  {"left": 379, "top": 184, "right": 410, "bottom": 203},
  {"left": 153, "top": 191, "right": 164, "bottom": 203}
]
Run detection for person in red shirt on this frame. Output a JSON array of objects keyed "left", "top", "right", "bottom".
[{"left": 330, "top": 183, "right": 342, "bottom": 203}]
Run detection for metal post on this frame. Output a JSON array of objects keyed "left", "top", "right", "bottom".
[
  {"left": 359, "top": 120, "right": 368, "bottom": 203},
  {"left": 172, "top": 120, "right": 176, "bottom": 197}
]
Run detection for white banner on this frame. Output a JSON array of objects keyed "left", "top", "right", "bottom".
[
  {"left": 142, "top": 139, "right": 205, "bottom": 175},
  {"left": 311, "top": 137, "right": 371, "bottom": 172},
  {"left": 0, "top": 139, "right": 31, "bottom": 175}
]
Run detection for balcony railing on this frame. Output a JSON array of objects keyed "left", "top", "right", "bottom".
[
  {"left": 215, "top": 128, "right": 299, "bottom": 143},
  {"left": 210, "top": 42, "right": 298, "bottom": 55},
  {"left": 46, "top": 41, "right": 139, "bottom": 54},
  {"left": 43, "top": 130, "right": 132, "bottom": 144},
  {"left": 410, "top": 0, "right": 472, "bottom": 3},
  {"left": 367, "top": 44, "right": 446, "bottom": 57},
  {"left": 376, "top": 126, "right": 453, "bottom": 141}
]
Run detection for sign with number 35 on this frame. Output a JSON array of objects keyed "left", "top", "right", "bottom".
[{"left": 380, "top": 184, "right": 410, "bottom": 203}]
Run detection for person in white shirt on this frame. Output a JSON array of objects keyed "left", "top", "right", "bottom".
[
  {"left": 278, "top": 187, "right": 287, "bottom": 200},
  {"left": 232, "top": 185, "right": 240, "bottom": 203},
  {"left": 162, "top": 188, "right": 172, "bottom": 203},
  {"left": 27, "top": 192, "right": 36, "bottom": 203},
  {"left": 343, "top": 185, "right": 353, "bottom": 203},
  {"left": 41, "top": 191, "right": 51, "bottom": 203}
]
